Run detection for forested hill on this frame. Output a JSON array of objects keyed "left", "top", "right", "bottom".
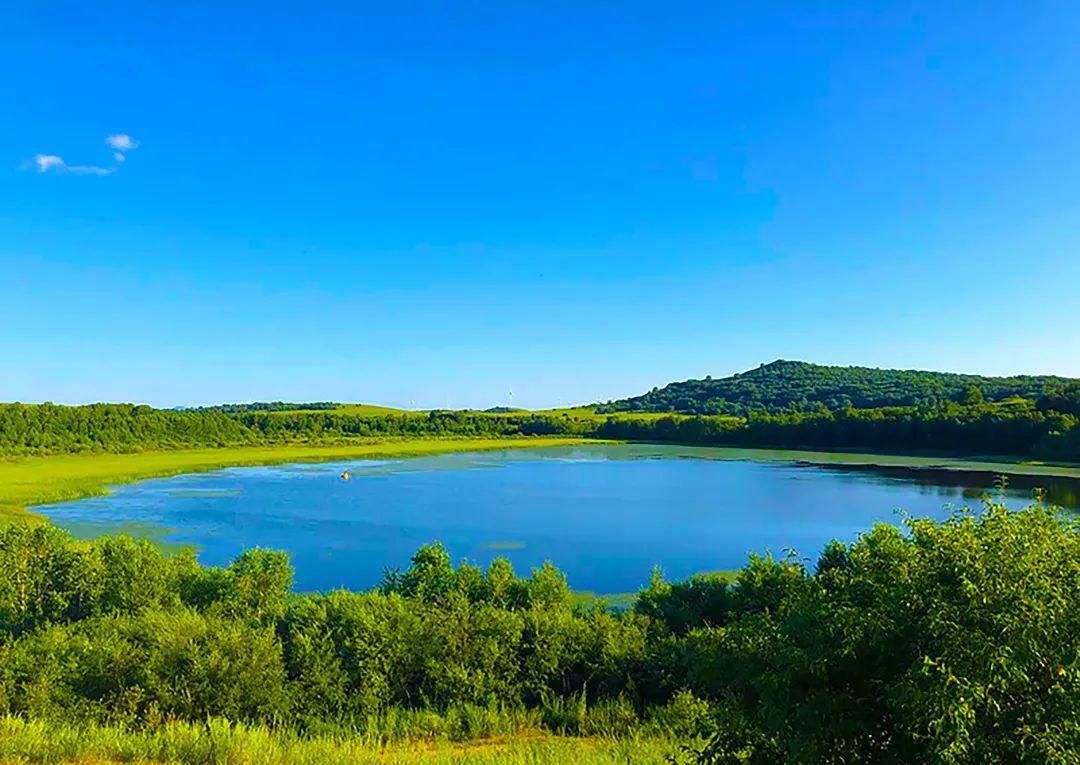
[
  {"left": 597, "top": 360, "right": 1080, "bottom": 415},
  {"left": 4, "top": 362, "right": 1080, "bottom": 460}
]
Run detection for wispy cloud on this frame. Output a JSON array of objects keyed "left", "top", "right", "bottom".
[
  {"left": 34, "top": 155, "right": 65, "bottom": 172},
  {"left": 25, "top": 134, "right": 139, "bottom": 176}
]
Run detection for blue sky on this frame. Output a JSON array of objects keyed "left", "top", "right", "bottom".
[{"left": 3, "top": 2, "right": 1079, "bottom": 408}]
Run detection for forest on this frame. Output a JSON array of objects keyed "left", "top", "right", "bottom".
[
  {"left": 598, "top": 359, "right": 1080, "bottom": 416},
  {"left": 0, "top": 500, "right": 1076, "bottom": 763},
  {"left": 0, "top": 403, "right": 575, "bottom": 456},
  {"left": 595, "top": 399, "right": 1080, "bottom": 461},
  {"left": 4, "top": 394, "right": 1080, "bottom": 463}
]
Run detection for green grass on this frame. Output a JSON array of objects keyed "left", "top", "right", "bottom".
[
  {"left": 0, "top": 437, "right": 596, "bottom": 523},
  {"left": 573, "top": 591, "right": 640, "bottom": 611},
  {"left": 0, "top": 717, "right": 679, "bottom": 764}
]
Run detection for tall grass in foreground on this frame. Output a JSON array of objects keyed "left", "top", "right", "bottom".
[{"left": 0, "top": 717, "right": 678, "bottom": 765}]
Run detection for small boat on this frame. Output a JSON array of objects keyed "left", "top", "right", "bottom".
[{"left": 340, "top": 471, "right": 351, "bottom": 480}]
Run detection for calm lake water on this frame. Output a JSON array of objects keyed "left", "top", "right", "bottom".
[{"left": 35, "top": 444, "right": 1080, "bottom": 594}]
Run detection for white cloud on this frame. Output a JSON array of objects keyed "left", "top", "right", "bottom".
[
  {"left": 24, "top": 134, "right": 138, "bottom": 177},
  {"left": 106, "top": 134, "right": 138, "bottom": 152},
  {"left": 66, "top": 164, "right": 115, "bottom": 176},
  {"left": 35, "top": 155, "right": 65, "bottom": 172},
  {"left": 31, "top": 154, "right": 114, "bottom": 176}
]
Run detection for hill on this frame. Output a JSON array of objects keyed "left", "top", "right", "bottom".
[{"left": 597, "top": 360, "right": 1080, "bottom": 415}]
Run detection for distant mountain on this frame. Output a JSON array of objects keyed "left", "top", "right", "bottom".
[{"left": 597, "top": 360, "right": 1080, "bottom": 415}]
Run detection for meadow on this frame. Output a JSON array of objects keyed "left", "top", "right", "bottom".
[{"left": 0, "top": 717, "right": 680, "bottom": 764}]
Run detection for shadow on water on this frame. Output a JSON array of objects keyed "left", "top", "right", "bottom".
[
  {"left": 808, "top": 462, "right": 1080, "bottom": 509},
  {"left": 34, "top": 445, "right": 1080, "bottom": 592}
]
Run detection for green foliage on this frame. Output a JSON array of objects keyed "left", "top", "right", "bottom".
[
  {"left": 0, "top": 403, "right": 255, "bottom": 455},
  {"left": 220, "top": 548, "right": 293, "bottom": 621},
  {"left": 636, "top": 568, "right": 735, "bottom": 634},
  {"left": 1038, "top": 382, "right": 1080, "bottom": 417},
  {"left": 392, "top": 543, "right": 458, "bottom": 602},
  {"left": 596, "top": 400, "right": 1080, "bottom": 461},
  {"left": 687, "top": 504, "right": 1080, "bottom": 763},
  {"left": 0, "top": 523, "right": 190, "bottom": 632},
  {"left": 5, "top": 360, "right": 1080, "bottom": 466},
  {"left": 2, "top": 503, "right": 1080, "bottom": 762},
  {"left": 647, "top": 689, "right": 714, "bottom": 739},
  {"left": 599, "top": 359, "right": 1078, "bottom": 415},
  {"left": 0, "top": 402, "right": 593, "bottom": 457}
]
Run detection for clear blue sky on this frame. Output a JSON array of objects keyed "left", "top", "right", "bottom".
[{"left": 3, "top": 2, "right": 1079, "bottom": 408}]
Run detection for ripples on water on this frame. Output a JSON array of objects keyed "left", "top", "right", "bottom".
[{"left": 35, "top": 445, "right": 1080, "bottom": 594}]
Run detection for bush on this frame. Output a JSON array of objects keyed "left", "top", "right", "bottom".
[{"left": 3, "top": 502, "right": 1080, "bottom": 762}]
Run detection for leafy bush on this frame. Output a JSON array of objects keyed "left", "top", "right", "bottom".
[{"left": 1, "top": 501, "right": 1079, "bottom": 762}]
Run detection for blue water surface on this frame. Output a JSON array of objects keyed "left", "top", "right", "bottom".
[{"left": 35, "top": 445, "right": 1075, "bottom": 593}]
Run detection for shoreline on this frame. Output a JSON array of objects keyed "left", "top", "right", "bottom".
[
  {"left": 5, "top": 438, "right": 1079, "bottom": 524},
  {"left": 496, "top": 440, "right": 1080, "bottom": 479},
  {"left": 639, "top": 443, "right": 1080, "bottom": 478},
  {"left": 0, "top": 437, "right": 600, "bottom": 522}
]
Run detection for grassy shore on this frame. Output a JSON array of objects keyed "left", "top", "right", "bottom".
[
  {"left": 0, "top": 437, "right": 595, "bottom": 523},
  {"left": 7, "top": 437, "right": 1079, "bottom": 525},
  {"left": 0, "top": 717, "right": 679, "bottom": 765}
]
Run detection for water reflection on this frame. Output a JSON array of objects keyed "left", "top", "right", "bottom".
[
  {"left": 34, "top": 445, "right": 1080, "bottom": 593},
  {"left": 815, "top": 462, "right": 1080, "bottom": 509}
]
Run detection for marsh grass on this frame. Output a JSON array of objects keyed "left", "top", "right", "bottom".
[
  {"left": 0, "top": 717, "right": 677, "bottom": 764},
  {"left": 0, "top": 437, "right": 595, "bottom": 522}
]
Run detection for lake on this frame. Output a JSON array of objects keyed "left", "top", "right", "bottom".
[{"left": 35, "top": 444, "right": 1080, "bottom": 594}]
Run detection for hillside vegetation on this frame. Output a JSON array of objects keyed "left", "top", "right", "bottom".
[
  {"left": 3, "top": 362, "right": 1080, "bottom": 470},
  {"left": 0, "top": 501, "right": 1077, "bottom": 762},
  {"left": 598, "top": 359, "right": 1080, "bottom": 415}
]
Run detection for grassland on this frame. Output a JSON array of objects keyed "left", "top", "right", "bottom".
[
  {"left": 0, "top": 437, "right": 594, "bottom": 522},
  {"left": 0, "top": 717, "right": 680, "bottom": 765}
]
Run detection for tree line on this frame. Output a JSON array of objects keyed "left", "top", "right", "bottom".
[
  {"left": 595, "top": 399, "right": 1080, "bottom": 461},
  {"left": 0, "top": 404, "right": 588, "bottom": 456},
  {"left": 6, "top": 398, "right": 1080, "bottom": 462}
]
